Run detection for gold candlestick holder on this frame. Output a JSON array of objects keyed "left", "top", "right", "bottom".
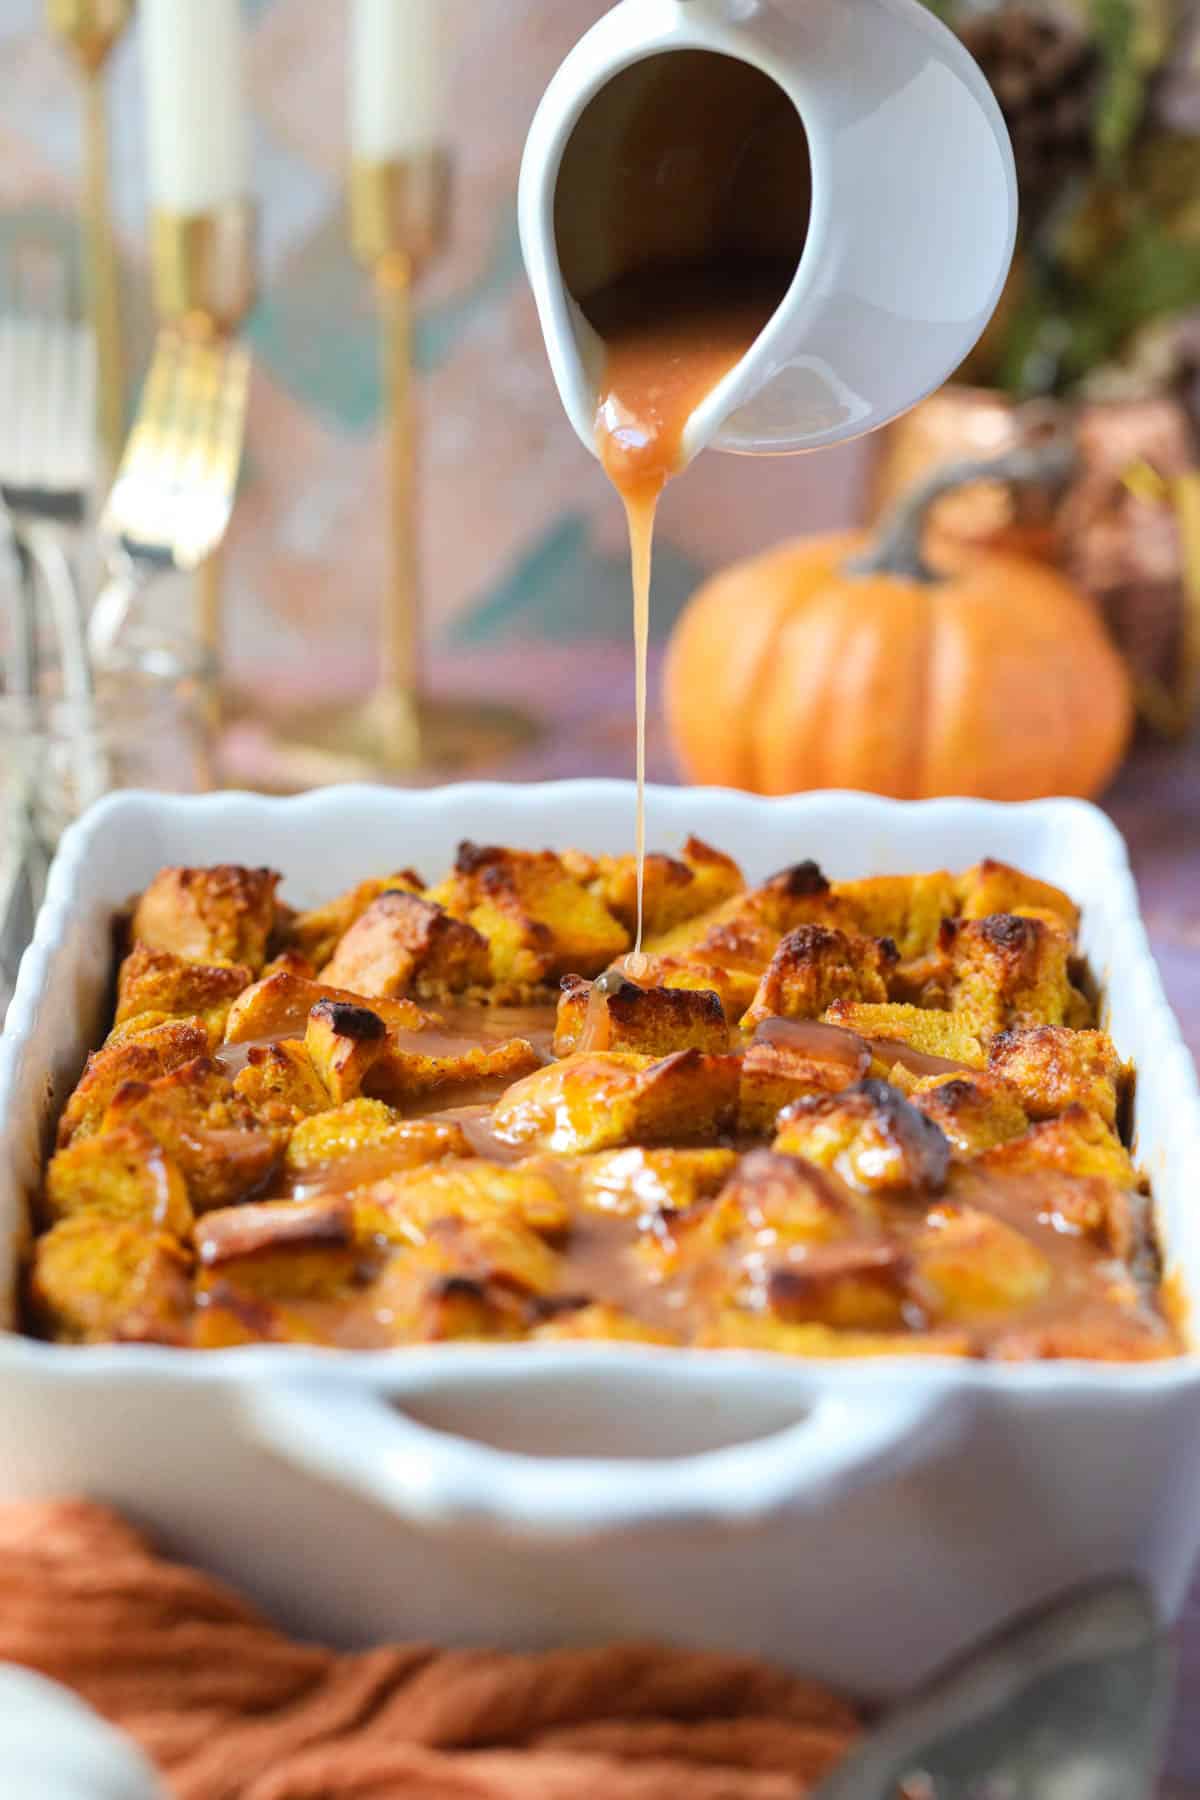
[
  {"left": 150, "top": 199, "right": 257, "bottom": 723},
  {"left": 253, "top": 152, "right": 537, "bottom": 792},
  {"left": 45, "top": 0, "right": 133, "bottom": 471},
  {"left": 150, "top": 200, "right": 258, "bottom": 336}
]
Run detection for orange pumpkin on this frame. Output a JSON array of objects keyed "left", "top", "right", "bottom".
[{"left": 665, "top": 449, "right": 1133, "bottom": 802}]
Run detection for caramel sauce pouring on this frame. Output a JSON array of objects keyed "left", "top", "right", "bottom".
[
  {"left": 589, "top": 264, "right": 794, "bottom": 959},
  {"left": 555, "top": 51, "right": 811, "bottom": 958}
]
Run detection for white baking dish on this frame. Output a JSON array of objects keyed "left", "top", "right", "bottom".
[{"left": 1, "top": 782, "right": 1199, "bottom": 1702}]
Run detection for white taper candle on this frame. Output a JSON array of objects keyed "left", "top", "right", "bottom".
[
  {"left": 351, "top": 0, "right": 443, "bottom": 162},
  {"left": 142, "top": 0, "right": 248, "bottom": 213}
]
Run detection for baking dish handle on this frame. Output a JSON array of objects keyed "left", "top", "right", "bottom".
[{"left": 242, "top": 1377, "right": 960, "bottom": 1540}]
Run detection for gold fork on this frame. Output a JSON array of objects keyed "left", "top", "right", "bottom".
[{"left": 88, "top": 327, "right": 250, "bottom": 670}]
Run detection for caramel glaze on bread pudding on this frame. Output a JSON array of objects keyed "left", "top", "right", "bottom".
[{"left": 27, "top": 843, "right": 1182, "bottom": 1361}]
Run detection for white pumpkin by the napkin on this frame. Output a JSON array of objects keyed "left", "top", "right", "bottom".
[{"left": 0, "top": 1665, "right": 164, "bottom": 1800}]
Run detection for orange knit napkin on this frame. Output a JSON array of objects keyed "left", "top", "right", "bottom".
[{"left": 0, "top": 1501, "right": 859, "bottom": 1800}]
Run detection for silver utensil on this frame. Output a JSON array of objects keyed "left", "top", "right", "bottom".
[
  {"left": 0, "top": 513, "right": 35, "bottom": 705},
  {"left": 814, "top": 1580, "right": 1172, "bottom": 1800},
  {"left": 0, "top": 772, "right": 47, "bottom": 1029},
  {"left": 0, "top": 487, "right": 46, "bottom": 1022},
  {"left": 0, "top": 305, "right": 108, "bottom": 816},
  {"left": 0, "top": 309, "right": 98, "bottom": 718},
  {"left": 88, "top": 328, "right": 251, "bottom": 670},
  {"left": 0, "top": 636, "right": 42, "bottom": 1026}
]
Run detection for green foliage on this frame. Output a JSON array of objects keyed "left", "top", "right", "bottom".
[
  {"left": 998, "top": 209, "right": 1200, "bottom": 393},
  {"left": 1085, "top": 0, "right": 1170, "bottom": 166},
  {"left": 921, "top": 0, "right": 1200, "bottom": 393}
]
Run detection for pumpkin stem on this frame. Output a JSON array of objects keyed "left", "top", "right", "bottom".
[{"left": 847, "top": 441, "right": 1077, "bottom": 584}]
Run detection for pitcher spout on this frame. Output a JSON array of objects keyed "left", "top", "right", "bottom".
[{"left": 519, "top": 0, "right": 1016, "bottom": 463}]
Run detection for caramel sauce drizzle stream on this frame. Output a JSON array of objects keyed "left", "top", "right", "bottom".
[{"left": 589, "top": 263, "right": 793, "bottom": 958}]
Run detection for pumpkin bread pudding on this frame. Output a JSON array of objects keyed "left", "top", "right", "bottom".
[{"left": 28, "top": 843, "right": 1181, "bottom": 1361}]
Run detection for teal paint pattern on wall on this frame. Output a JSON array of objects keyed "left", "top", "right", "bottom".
[{"left": 453, "top": 514, "right": 704, "bottom": 647}]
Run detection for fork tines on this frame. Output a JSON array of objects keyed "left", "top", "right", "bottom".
[
  {"left": 0, "top": 311, "right": 95, "bottom": 517},
  {"left": 102, "top": 329, "right": 251, "bottom": 572}
]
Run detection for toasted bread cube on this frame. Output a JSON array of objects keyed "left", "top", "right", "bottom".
[
  {"left": 232, "top": 1040, "right": 331, "bottom": 1124},
  {"left": 947, "top": 913, "right": 1072, "bottom": 1036},
  {"left": 368, "top": 1035, "right": 544, "bottom": 1107},
  {"left": 367, "top": 1202, "right": 567, "bottom": 1344},
  {"left": 115, "top": 946, "right": 253, "bottom": 1047},
  {"left": 103, "top": 1011, "right": 183, "bottom": 1047},
  {"left": 260, "top": 948, "right": 318, "bottom": 981},
  {"left": 956, "top": 860, "right": 1079, "bottom": 936},
  {"left": 643, "top": 877, "right": 837, "bottom": 994},
  {"left": 912, "top": 1203, "right": 1052, "bottom": 1321},
  {"left": 427, "top": 1214, "right": 564, "bottom": 1297},
  {"left": 105, "top": 1052, "right": 237, "bottom": 1117},
  {"left": 987, "top": 1025, "right": 1123, "bottom": 1127},
  {"left": 955, "top": 1163, "right": 1144, "bottom": 1262},
  {"left": 909, "top": 1074, "right": 1029, "bottom": 1158},
  {"left": 744, "top": 861, "right": 843, "bottom": 932},
  {"left": 676, "top": 1152, "right": 881, "bottom": 1267},
  {"left": 429, "top": 843, "right": 629, "bottom": 986},
  {"left": 636, "top": 954, "right": 761, "bottom": 1023},
  {"left": 288, "top": 870, "right": 423, "bottom": 970},
  {"left": 223, "top": 970, "right": 427, "bottom": 1045},
  {"left": 988, "top": 1312, "right": 1176, "bottom": 1363},
  {"left": 737, "top": 1033, "right": 868, "bottom": 1136},
  {"left": 823, "top": 1000, "right": 986, "bottom": 1071},
  {"left": 549, "top": 1146, "right": 737, "bottom": 1218},
  {"left": 831, "top": 871, "right": 957, "bottom": 960},
  {"left": 132, "top": 865, "right": 280, "bottom": 971},
  {"left": 285, "top": 1099, "right": 473, "bottom": 1176},
  {"left": 654, "top": 1152, "right": 879, "bottom": 1293},
  {"left": 305, "top": 1000, "right": 390, "bottom": 1104},
  {"left": 195, "top": 1196, "right": 367, "bottom": 1312},
  {"left": 29, "top": 1216, "right": 191, "bottom": 1344},
  {"left": 492, "top": 1049, "right": 739, "bottom": 1154},
  {"left": 190, "top": 1288, "right": 336, "bottom": 1349},
  {"left": 774, "top": 1079, "right": 951, "bottom": 1194},
  {"left": 975, "top": 1105, "right": 1136, "bottom": 1187},
  {"left": 1048, "top": 1176, "right": 1144, "bottom": 1260},
  {"left": 659, "top": 862, "right": 843, "bottom": 977},
  {"left": 554, "top": 974, "right": 729, "bottom": 1057},
  {"left": 641, "top": 893, "right": 749, "bottom": 961},
  {"left": 887, "top": 945, "right": 954, "bottom": 1010},
  {"left": 57, "top": 1019, "right": 209, "bottom": 1147},
  {"left": 743, "top": 925, "right": 897, "bottom": 1029},
  {"left": 697, "top": 1316, "right": 973, "bottom": 1358},
  {"left": 197, "top": 1193, "right": 355, "bottom": 1265},
  {"left": 44, "top": 1123, "right": 192, "bottom": 1234},
  {"left": 1065, "top": 984, "right": 1097, "bottom": 1029},
  {"left": 673, "top": 911, "right": 782, "bottom": 982},
  {"left": 101, "top": 1058, "right": 286, "bottom": 1212},
  {"left": 365, "top": 1159, "right": 569, "bottom": 1245},
  {"left": 368, "top": 1251, "right": 528, "bottom": 1344},
  {"left": 532, "top": 1303, "right": 680, "bottom": 1345},
  {"left": 765, "top": 1242, "right": 911, "bottom": 1331},
  {"left": 643, "top": 860, "right": 837, "bottom": 963},
  {"left": 677, "top": 835, "right": 747, "bottom": 897},
  {"left": 193, "top": 1191, "right": 451, "bottom": 1348},
  {"left": 575, "top": 836, "right": 744, "bottom": 937},
  {"left": 319, "top": 891, "right": 489, "bottom": 1001}
]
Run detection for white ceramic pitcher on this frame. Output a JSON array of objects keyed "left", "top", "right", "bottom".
[{"left": 519, "top": 0, "right": 1017, "bottom": 466}]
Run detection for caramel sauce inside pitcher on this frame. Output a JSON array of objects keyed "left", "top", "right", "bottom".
[{"left": 555, "top": 51, "right": 811, "bottom": 953}]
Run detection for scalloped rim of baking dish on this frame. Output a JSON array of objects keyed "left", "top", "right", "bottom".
[{"left": 2, "top": 780, "right": 1199, "bottom": 1405}]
